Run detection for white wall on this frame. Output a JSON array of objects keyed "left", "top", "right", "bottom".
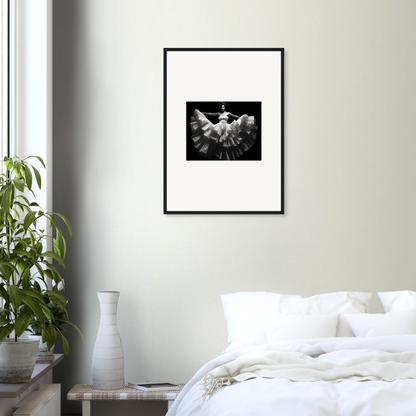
[{"left": 53, "top": 1, "right": 416, "bottom": 414}]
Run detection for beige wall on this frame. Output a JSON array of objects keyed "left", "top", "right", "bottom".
[{"left": 53, "top": 1, "right": 416, "bottom": 414}]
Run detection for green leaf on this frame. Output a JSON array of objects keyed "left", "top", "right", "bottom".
[
  {"left": 14, "top": 159, "right": 22, "bottom": 174},
  {"left": 47, "top": 213, "right": 53, "bottom": 228},
  {"left": 26, "top": 156, "right": 46, "bottom": 169},
  {"left": 48, "top": 298, "right": 68, "bottom": 315},
  {"left": 41, "top": 325, "right": 52, "bottom": 346},
  {"left": 32, "top": 166, "right": 42, "bottom": 189},
  {"left": 34, "top": 263, "right": 45, "bottom": 280},
  {"left": 34, "top": 241, "right": 45, "bottom": 257},
  {"left": 43, "top": 269, "right": 57, "bottom": 283},
  {"left": 2, "top": 188, "right": 10, "bottom": 213},
  {"left": 8, "top": 285, "right": 22, "bottom": 308},
  {"left": 24, "top": 166, "right": 33, "bottom": 189},
  {"left": 4, "top": 157, "right": 13, "bottom": 170},
  {"left": 23, "top": 211, "right": 37, "bottom": 230},
  {"left": 41, "top": 251, "right": 65, "bottom": 268},
  {"left": 15, "top": 313, "right": 31, "bottom": 337},
  {"left": 57, "top": 319, "right": 83, "bottom": 338},
  {"left": 44, "top": 325, "right": 57, "bottom": 350},
  {"left": 60, "top": 332, "right": 69, "bottom": 356},
  {"left": 33, "top": 281, "right": 42, "bottom": 292},
  {"left": 40, "top": 305, "right": 53, "bottom": 322},
  {"left": 7, "top": 214, "right": 14, "bottom": 228},
  {"left": 0, "top": 318, "right": 11, "bottom": 326},
  {"left": 50, "top": 327, "right": 58, "bottom": 347},
  {"left": 0, "top": 324, "right": 14, "bottom": 343},
  {"left": 0, "top": 262, "right": 16, "bottom": 281},
  {"left": 21, "top": 269, "right": 31, "bottom": 290},
  {"left": 42, "top": 262, "right": 62, "bottom": 279},
  {"left": 9, "top": 187, "right": 14, "bottom": 212},
  {"left": 16, "top": 194, "right": 30, "bottom": 205},
  {"left": 45, "top": 290, "right": 66, "bottom": 304},
  {"left": 53, "top": 231, "right": 66, "bottom": 259},
  {"left": 22, "top": 295, "right": 44, "bottom": 323},
  {"left": 28, "top": 230, "right": 35, "bottom": 247},
  {"left": 0, "top": 286, "right": 8, "bottom": 302},
  {"left": 54, "top": 213, "right": 73, "bottom": 238},
  {"left": 12, "top": 201, "right": 25, "bottom": 213},
  {"left": 12, "top": 178, "right": 25, "bottom": 192},
  {"left": 22, "top": 289, "right": 46, "bottom": 304}
]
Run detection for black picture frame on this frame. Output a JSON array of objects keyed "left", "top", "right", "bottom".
[{"left": 164, "top": 48, "right": 284, "bottom": 214}]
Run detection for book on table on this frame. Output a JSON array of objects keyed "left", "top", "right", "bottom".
[{"left": 127, "top": 381, "right": 181, "bottom": 391}]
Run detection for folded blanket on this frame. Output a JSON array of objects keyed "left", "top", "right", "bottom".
[{"left": 200, "top": 350, "right": 416, "bottom": 402}]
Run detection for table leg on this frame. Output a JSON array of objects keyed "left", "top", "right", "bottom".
[{"left": 82, "top": 401, "right": 91, "bottom": 416}]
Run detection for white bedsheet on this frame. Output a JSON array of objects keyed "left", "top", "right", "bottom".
[{"left": 168, "top": 335, "right": 416, "bottom": 416}]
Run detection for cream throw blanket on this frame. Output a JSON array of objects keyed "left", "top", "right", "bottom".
[{"left": 200, "top": 350, "right": 416, "bottom": 402}]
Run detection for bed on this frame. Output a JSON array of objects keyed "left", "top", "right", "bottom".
[{"left": 167, "top": 290, "right": 416, "bottom": 416}]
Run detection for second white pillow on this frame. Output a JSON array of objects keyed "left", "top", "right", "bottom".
[
  {"left": 261, "top": 313, "right": 340, "bottom": 342},
  {"left": 378, "top": 291, "right": 416, "bottom": 313},
  {"left": 344, "top": 309, "right": 416, "bottom": 337}
]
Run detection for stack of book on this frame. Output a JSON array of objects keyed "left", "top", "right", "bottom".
[{"left": 127, "top": 381, "right": 181, "bottom": 392}]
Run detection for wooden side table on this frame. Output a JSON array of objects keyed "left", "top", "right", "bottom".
[{"left": 67, "top": 384, "right": 184, "bottom": 416}]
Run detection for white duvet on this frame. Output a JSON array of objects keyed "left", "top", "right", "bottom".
[{"left": 168, "top": 335, "right": 416, "bottom": 416}]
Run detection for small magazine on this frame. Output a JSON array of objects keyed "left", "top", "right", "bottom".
[{"left": 127, "top": 381, "right": 181, "bottom": 391}]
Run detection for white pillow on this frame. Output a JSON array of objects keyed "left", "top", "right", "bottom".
[
  {"left": 277, "top": 292, "right": 372, "bottom": 338},
  {"left": 221, "top": 292, "right": 302, "bottom": 352},
  {"left": 378, "top": 291, "right": 416, "bottom": 312},
  {"left": 344, "top": 309, "right": 416, "bottom": 337},
  {"left": 221, "top": 291, "right": 372, "bottom": 351},
  {"left": 261, "top": 313, "right": 339, "bottom": 342}
]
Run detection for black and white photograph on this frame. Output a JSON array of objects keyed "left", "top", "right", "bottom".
[
  {"left": 187, "top": 101, "right": 261, "bottom": 161},
  {"left": 164, "top": 48, "right": 284, "bottom": 214}
]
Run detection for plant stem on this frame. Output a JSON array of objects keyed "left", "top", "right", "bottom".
[
  {"left": 6, "top": 216, "right": 10, "bottom": 260},
  {"left": 6, "top": 192, "right": 10, "bottom": 261}
]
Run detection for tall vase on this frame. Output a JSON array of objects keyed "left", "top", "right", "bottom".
[{"left": 92, "top": 291, "right": 124, "bottom": 389}]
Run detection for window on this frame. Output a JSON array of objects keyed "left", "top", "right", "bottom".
[{"left": 1, "top": 0, "right": 9, "bottom": 168}]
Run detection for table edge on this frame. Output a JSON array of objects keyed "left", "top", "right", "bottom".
[{"left": 67, "top": 384, "right": 185, "bottom": 401}]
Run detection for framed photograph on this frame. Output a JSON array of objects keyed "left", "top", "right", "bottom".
[{"left": 164, "top": 48, "right": 284, "bottom": 214}]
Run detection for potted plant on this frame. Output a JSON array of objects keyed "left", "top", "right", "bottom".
[
  {"left": 0, "top": 156, "right": 80, "bottom": 383},
  {"left": 28, "top": 282, "right": 78, "bottom": 362}
]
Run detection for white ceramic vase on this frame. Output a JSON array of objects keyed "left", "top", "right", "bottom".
[
  {"left": 92, "top": 291, "right": 124, "bottom": 389},
  {"left": 0, "top": 339, "right": 40, "bottom": 383}
]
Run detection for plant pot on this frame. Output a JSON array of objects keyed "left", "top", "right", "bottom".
[
  {"left": 0, "top": 339, "right": 40, "bottom": 383},
  {"left": 29, "top": 335, "right": 55, "bottom": 363}
]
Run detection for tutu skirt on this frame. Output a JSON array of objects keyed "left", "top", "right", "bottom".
[{"left": 190, "top": 109, "right": 258, "bottom": 160}]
